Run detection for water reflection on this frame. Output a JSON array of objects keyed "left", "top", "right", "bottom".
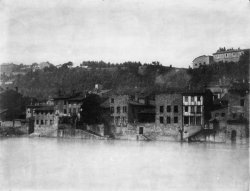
[{"left": 0, "top": 137, "right": 249, "bottom": 191}]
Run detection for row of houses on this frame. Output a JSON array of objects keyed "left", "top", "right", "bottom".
[{"left": 25, "top": 83, "right": 249, "bottom": 142}]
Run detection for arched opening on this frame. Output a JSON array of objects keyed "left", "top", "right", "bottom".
[
  {"left": 231, "top": 130, "right": 237, "bottom": 141},
  {"left": 139, "top": 127, "right": 144, "bottom": 135}
]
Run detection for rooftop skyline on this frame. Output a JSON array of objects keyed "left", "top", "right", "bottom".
[{"left": 0, "top": 0, "right": 249, "bottom": 67}]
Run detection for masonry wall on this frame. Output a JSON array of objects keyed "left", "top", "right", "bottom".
[
  {"left": 193, "top": 56, "right": 212, "bottom": 68},
  {"left": 228, "top": 92, "right": 249, "bottom": 121},
  {"left": 213, "top": 50, "right": 244, "bottom": 63},
  {"left": 155, "top": 94, "right": 182, "bottom": 137},
  {"left": 226, "top": 123, "right": 249, "bottom": 144},
  {"left": 110, "top": 95, "right": 129, "bottom": 128}
]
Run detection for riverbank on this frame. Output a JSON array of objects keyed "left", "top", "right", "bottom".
[{"left": 0, "top": 126, "right": 28, "bottom": 137}]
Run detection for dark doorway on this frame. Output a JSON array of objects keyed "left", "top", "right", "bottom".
[
  {"left": 28, "top": 118, "right": 34, "bottom": 134},
  {"left": 139, "top": 127, "right": 144, "bottom": 135},
  {"left": 231, "top": 130, "right": 237, "bottom": 141}
]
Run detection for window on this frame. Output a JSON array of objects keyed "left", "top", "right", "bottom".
[
  {"left": 64, "top": 100, "right": 67, "bottom": 105},
  {"left": 191, "top": 106, "right": 195, "bottom": 113},
  {"left": 190, "top": 116, "right": 195, "bottom": 125},
  {"left": 64, "top": 109, "right": 67, "bottom": 114},
  {"left": 196, "top": 116, "right": 201, "bottom": 125},
  {"left": 221, "top": 113, "right": 225, "bottom": 117},
  {"left": 167, "top": 116, "right": 171, "bottom": 124},
  {"left": 111, "top": 98, "right": 114, "bottom": 103},
  {"left": 36, "top": 120, "right": 39, "bottom": 125},
  {"left": 167, "top": 105, "right": 171, "bottom": 112},
  {"left": 50, "top": 120, "right": 53, "bottom": 125},
  {"left": 123, "top": 106, "right": 127, "bottom": 113},
  {"left": 110, "top": 107, "right": 114, "bottom": 113},
  {"left": 185, "top": 106, "right": 188, "bottom": 112},
  {"left": 122, "top": 117, "right": 127, "bottom": 125},
  {"left": 185, "top": 96, "right": 188, "bottom": 102},
  {"left": 174, "top": 117, "right": 178, "bottom": 123},
  {"left": 160, "top": 106, "right": 164, "bottom": 113},
  {"left": 184, "top": 116, "right": 189, "bottom": 125},
  {"left": 115, "top": 117, "right": 120, "bottom": 126},
  {"left": 240, "top": 99, "right": 244, "bottom": 106},
  {"left": 191, "top": 97, "right": 194, "bottom": 102},
  {"left": 160, "top": 117, "right": 164, "bottom": 124},
  {"left": 197, "top": 96, "right": 201, "bottom": 101},
  {"left": 197, "top": 106, "right": 201, "bottom": 113},
  {"left": 117, "top": 107, "right": 120, "bottom": 113},
  {"left": 41, "top": 120, "right": 44, "bottom": 125},
  {"left": 232, "top": 113, "right": 236, "bottom": 119},
  {"left": 174, "top": 105, "right": 178, "bottom": 113},
  {"left": 69, "top": 108, "right": 72, "bottom": 113}
]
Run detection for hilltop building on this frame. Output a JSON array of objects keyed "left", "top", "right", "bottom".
[
  {"left": 213, "top": 47, "right": 245, "bottom": 63},
  {"left": 192, "top": 55, "right": 213, "bottom": 68}
]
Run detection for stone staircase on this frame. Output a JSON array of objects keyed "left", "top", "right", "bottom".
[
  {"left": 137, "top": 134, "right": 152, "bottom": 141},
  {"left": 183, "top": 126, "right": 202, "bottom": 141}
]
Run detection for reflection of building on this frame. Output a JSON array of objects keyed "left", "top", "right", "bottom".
[
  {"left": 155, "top": 93, "right": 182, "bottom": 135},
  {"left": 192, "top": 55, "right": 213, "bottom": 68},
  {"left": 213, "top": 48, "right": 244, "bottom": 63}
]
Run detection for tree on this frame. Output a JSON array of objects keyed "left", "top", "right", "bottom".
[
  {"left": 80, "top": 94, "right": 104, "bottom": 125},
  {"left": 0, "top": 89, "right": 35, "bottom": 120}
]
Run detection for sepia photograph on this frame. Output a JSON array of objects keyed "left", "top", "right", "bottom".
[{"left": 0, "top": 0, "right": 249, "bottom": 190}]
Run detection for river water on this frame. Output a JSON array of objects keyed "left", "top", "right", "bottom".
[{"left": 0, "top": 137, "right": 249, "bottom": 191}]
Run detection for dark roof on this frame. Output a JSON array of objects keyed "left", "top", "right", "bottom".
[
  {"left": 211, "top": 106, "right": 228, "bottom": 112},
  {"left": 138, "top": 109, "right": 155, "bottom": 114},
  {"left": 35, "top": 107, "right": 54, "bottom": 112},
  {"left": 27, "top": 105, "right": 54, "bottom": 111},
  {"left": 100, "top": 99, "right": 110, "bottom": 108},
  {"left": 192, "top": 55, "right": 212, "bottom": 62},
  {"left": 0, "top": 109, "right": 8, "bottom": 114},
  {"left": 68, "top": 96, "right": 84, "bottom": 102},
  {"left": 128, "top": 101, "right": 145, "bottom": 106},
  {"left": 213, "top": 49, "right": 244, "bottom": 55},
  {"left": 182, "top": 91, "right": 204, "bottom": 96},
  {"left": 220, "top": 93, "right": 229, "bottom": 101}
]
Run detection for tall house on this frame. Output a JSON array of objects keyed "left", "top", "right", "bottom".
[
  {"left": 110, "top": 95, "right": 130, "bottom": 127},
  {"left": 182, "top": 93, "right": 204, "bottom": 128},
  {"left": 53, "top": 94, "right": 84, "bottom": 117},
  {"left": 228, "top": 89, "right": 249, "bottom": 122},
  {"left": 155, "top": 93, "right": 182, "bottom": 133},
  {"left": 109, "top": 94, "right": 155, "bottom": 128},
  {"left": 213, "top": 48, "right": 244, "bottom": 63},
  {"left": 26, "top": 105, "right": 58, "bottom": 133}
]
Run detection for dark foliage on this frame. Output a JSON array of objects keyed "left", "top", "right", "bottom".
[
  {"left": 0, "top": 90, "right": 35, "bottom": 120},
  {"left": 80, "top": 94, "right": 105, "bottom": 125}
]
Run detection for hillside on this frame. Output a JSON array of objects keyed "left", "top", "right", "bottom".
[{"left": 1, "top": 51, "right": 249, "bottom": 100}]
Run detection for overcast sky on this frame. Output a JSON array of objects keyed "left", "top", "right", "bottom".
[{"left": 0, "top": 0, "right": 249, "bottom": 67}]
